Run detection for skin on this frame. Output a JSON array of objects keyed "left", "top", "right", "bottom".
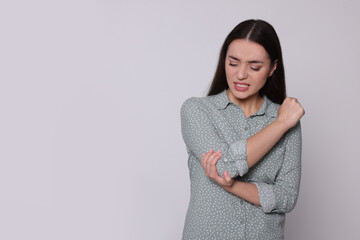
[
  {"left": 225, "top": 39, "right": 277, "bottom": 118},
  {"left": 201, "top": 39, "right": 305, "bottom": 207}
]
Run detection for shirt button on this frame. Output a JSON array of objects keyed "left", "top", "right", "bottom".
[
  {"left": 240, "top": 200, "right": 244, "bottom": 205},
  {"left": 244, "top": 126, "right": 249, "bottom": 131},
  {"left": 224, "top": 158, "right": 228, "bottom": 162}
]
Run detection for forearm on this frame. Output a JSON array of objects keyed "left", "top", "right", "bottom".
[
  {"left": 223, "top": 181, "right": 260, "bottom": 206},
  {"left": 216, "top": 119, "right": 289, "bottom": 178},
  {"left": 246, "top": 119, "right": 288, "bottom": 168}
]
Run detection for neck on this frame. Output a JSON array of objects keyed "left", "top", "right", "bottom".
[{"left": 226, "top": 89, "right": 264, "bottom": 118}]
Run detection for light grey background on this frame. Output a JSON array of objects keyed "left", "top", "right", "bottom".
[{"left": 1, "top": 0, "right": 359, "bottom": 239}]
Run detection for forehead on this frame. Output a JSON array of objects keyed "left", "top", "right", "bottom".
[{"left": 226, "top": 39, "right": 269, "bottom": 60}]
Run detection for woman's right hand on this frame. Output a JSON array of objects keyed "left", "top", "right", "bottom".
[
  {"left": 201, "top": 149, "right": 234, "bottom": 187},
  {"left": 277, "top": 97, "right": 305, "bottom": 130}
]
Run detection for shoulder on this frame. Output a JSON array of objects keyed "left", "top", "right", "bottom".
[
  {"left": 180, "top": 97, "right": 200, "bottom": 115},
  {"left": 181, "top": 96, "right": 201, "bottom": 108},
  {"left": 180, "top": 94, "right": 218, "bottom": 114}
]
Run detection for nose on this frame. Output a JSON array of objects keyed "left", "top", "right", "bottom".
[{"left": 236, "top": 65, "right": 248, "bottom": 80}]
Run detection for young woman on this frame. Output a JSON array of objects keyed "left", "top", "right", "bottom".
[{"left": 180, "top": 19, "right": 305, "bottom": 240}]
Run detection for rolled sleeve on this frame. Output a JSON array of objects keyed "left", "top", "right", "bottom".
[
  {"left": 217, "top": 140, "right": 248, "bottom": 177},
  {"left": 180, "top": 97, "right": 249, "bottom": 178},
  {"left": 254, "top": 122, "right": 302, "bottom": 214},
  {"left": 253, "top": 182, "right": 276, "bottom": 213}
]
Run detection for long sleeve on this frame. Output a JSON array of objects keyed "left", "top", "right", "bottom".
[
  {"left": 254, "top": 121, "right": 302, "bottom": 213},
  {"left": 180, "top": 97, "right": 248, "bottom": 178}
]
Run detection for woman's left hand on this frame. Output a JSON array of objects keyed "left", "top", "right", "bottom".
[{"left": 201, "top": 149, "right": 234, "bottom": 187}]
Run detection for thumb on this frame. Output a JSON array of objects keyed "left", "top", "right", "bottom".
[{"left": 223, "top": 171, "right": 232, "bottom": 182}]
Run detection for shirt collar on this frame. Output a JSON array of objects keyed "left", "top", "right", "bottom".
[
  {"left": 212, "top": 89, "right": 232, "bottom": 110},
  {"left": 212, "top": 89, "right": 278, "bottom": 118}
]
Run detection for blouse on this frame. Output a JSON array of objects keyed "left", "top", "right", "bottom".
[{"left": 180, "top": 89, "right": 302, "bottom": 240}]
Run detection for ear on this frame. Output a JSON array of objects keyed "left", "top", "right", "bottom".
[{"left": 269, "top": 60, "right": 278, "bottom": 77}]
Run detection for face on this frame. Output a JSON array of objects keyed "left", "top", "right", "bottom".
[{"left": 225, "top": 39, "right": 277, "bottom": 105}]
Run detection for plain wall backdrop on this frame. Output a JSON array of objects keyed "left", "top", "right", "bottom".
[{"left": 1, "top": 0, "right": 359, "bottom": 239}]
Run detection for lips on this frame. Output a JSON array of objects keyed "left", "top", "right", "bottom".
[{"left": 234, "top": 82, "right": 250, "bottom": 91}]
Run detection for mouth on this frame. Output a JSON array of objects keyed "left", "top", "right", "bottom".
[{"left": 234, "top": 82, "right": 250, "bottom": 91}]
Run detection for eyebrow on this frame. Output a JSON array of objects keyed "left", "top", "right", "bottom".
[{"left": 228, "top": 55, "right": 264, "bottom": 64}]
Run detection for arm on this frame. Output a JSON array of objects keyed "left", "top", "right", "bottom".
[
  {"left": 201, "top": 150, "right": 261, "bottom": 204},
  {"left": 246, "top": 119, "right": 288, "bottom": 168},
  {"left": 202, "top": 122, "right": 302, "bottom": 213},
  {"left": 224, "top": 181, "right": 260, "bottom": 206},
  {"left": 181, "top": 97, "right": 303, "bottom": 178},
  {"left": 181, "top": 97, "right": 246, "bottom": 178},
  {"left": 253, "top": 122, "right": 302, "bottom": 213},
  {"left": 217, "top": 122, "right": 302, "bottom": 213}
]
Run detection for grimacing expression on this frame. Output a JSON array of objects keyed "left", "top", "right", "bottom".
[{"left": 225, "top": 39, "right": 277, "bottom": 105}]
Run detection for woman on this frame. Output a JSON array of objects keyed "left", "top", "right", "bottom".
[{"left": 180, "top": 19, "right": 305, "bottom": 240}]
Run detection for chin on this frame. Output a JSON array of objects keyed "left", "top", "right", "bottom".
[{"left": 234, "top": 94, "right": 250, "bottom": 100}]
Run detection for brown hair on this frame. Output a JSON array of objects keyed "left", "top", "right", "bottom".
[{"left": 207, "top": 19, "right": 286, "bottom": 104}]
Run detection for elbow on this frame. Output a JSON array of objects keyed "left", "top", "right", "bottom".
[
  {"left": 265, "top": 186, "right": 299, "bottom": 214},
  {"left": 215, "top": 160, "right": 239, "bottom": 178},
  {"left": 275, "top": 191, "right": 299, "bottom": 214},
  {"left": 267, "top": 197, "right": 298, "bottom": 214},
  {"left": 284, "top": 193, "right": 299, "bottom": 213},
  {"left": 215, "top": 158, "right": 248, "bottom": 179}
]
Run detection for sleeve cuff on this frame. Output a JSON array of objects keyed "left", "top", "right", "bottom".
[
  {"left": 216, "top": 139, "right": 248, "bottom": 178},
  {"left": 253, "top": 182, "right": 276, "bottom": 213},
  {"left": 229, "top": 139, "right": 248, "bottom": 176}
]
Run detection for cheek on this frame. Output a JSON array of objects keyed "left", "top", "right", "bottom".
[
  {"left": 225, "top": 66, "right": 235, "bottom": 78},
  {"left": 224, "top": 67, "right": 230, "bottom": 81},
  {"left": 224, "top": 65, "right": 230, "bottom": 75},
  {"left": 254, "top": 71, "right": 269, "bottom": 83}
]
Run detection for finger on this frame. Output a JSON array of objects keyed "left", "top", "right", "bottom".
[
  {"left": 207, "top": 161, "right": 226, "bottom": 185},
  {"left": 298, "top": 103, "right": 305, "bottom": 116},
  {"left": 203, "top": 149, "right": 213, "bottom": 168},
  {"left": 201, "top": 151, "right": 211, "bottom": 169},
  {"left": 223, "top": 171, "right": 232, "bottom": 182},
  {"left": 209, "top": 151, "right": 222, "bottom": 174},
  {"left": 208, "top": 152, "right": 222, "bottom": 177},
  {"left": 206, "top": 152, "right": 218, "bottom": 175},
  {"left": 204, "top": 152, "right": 215, "bottom": 175},
  {"left": 201, "top": 152, "right": 206, "bottom": 168},
  {"left": 208, "top": 151, "right": 221, "bottom": 169},
  {"left": 206, "top": 149, "right": 214, "bottom": 160},
  {"left": 213, "top": 175, "right": 226, "bottom": 185},
  {"left": 203, "top": 150, "right": 216, "bottom": 175}
]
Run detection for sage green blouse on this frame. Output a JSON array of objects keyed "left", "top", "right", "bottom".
[{"left": 180, "top": 89, "right": 302, "bottom": 240}]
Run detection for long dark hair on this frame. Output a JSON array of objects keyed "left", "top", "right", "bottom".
[{"left": 207, "top": 19, "right": 286, "bottom": 104}]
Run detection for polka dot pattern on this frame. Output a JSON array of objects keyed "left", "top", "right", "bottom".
[{"left": 180, "top": 90, "right": 302, "bottom": 240}]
